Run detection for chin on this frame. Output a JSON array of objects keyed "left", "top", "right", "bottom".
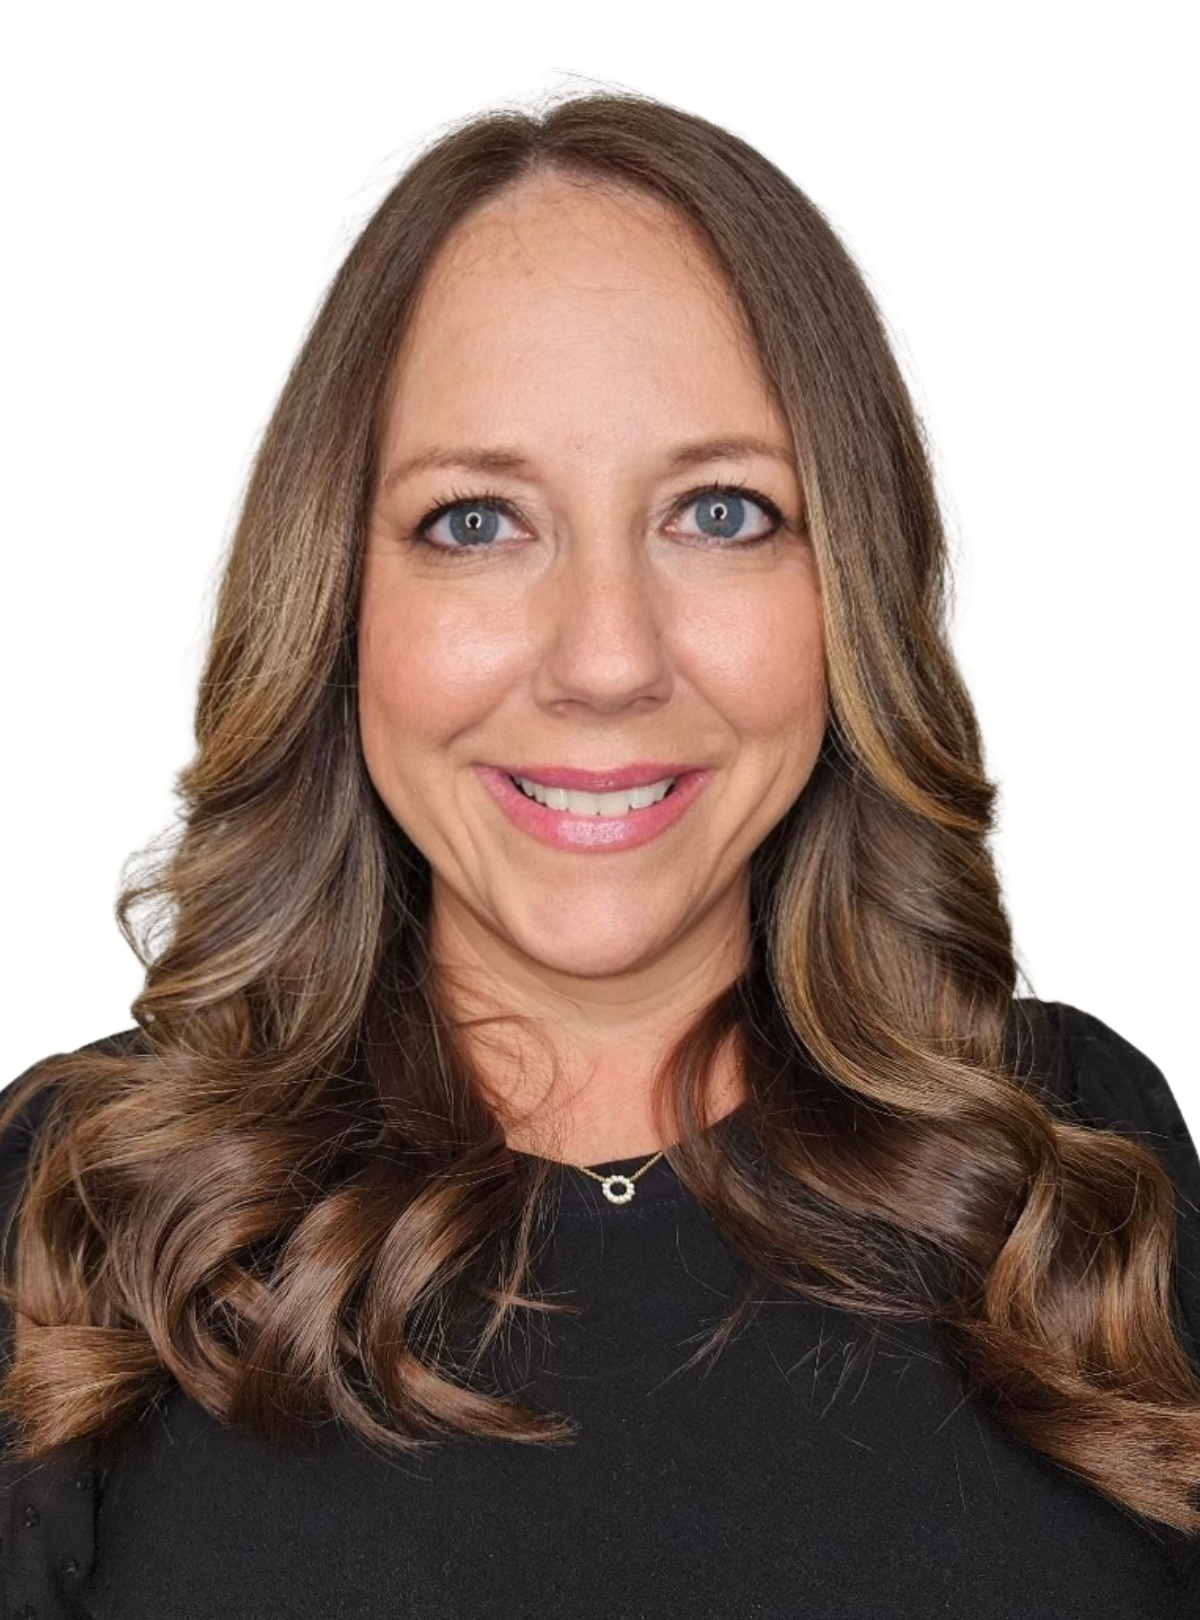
[{"left": 511, "top": 925, "right": 673, "bottom": 981}]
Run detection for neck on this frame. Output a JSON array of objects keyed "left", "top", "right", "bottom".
[
  {"left": 505, "top": 1039, "right": 748, "bottom": 1166},
  {"left": 426, "top": 883, "right": 752, "bottom": 1166}
]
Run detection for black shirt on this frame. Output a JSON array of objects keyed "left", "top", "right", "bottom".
[{"left": 2, "top": 1000, "right": 1198, "bottom": 1618}]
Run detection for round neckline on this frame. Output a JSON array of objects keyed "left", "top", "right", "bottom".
[{"left": 512, "top": 1099, "right": 751, "bottom": 1217}]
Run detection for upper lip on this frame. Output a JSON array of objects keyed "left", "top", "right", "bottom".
[{"left": 495, "top": 763, "right": 697, "bottom": 792}]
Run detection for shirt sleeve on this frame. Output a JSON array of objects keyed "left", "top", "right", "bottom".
[{"left": 0, "top": 1042, "right": 133, "bottom": 1619}]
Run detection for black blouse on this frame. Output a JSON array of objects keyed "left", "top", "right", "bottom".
[{"left": 2, "top": 1000, "right": 1198, "bottom": 1618}]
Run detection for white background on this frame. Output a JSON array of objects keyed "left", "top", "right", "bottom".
[{"left": 2, "top": 3, "right": 1196, "bottom": 1141}]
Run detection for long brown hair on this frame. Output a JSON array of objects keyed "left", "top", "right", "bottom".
[{"left": 3, "top": 88, "right": 1198, "bottom": 1534}]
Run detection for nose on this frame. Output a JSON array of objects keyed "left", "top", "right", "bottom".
[{"left": 531, "top": 523, "right": 672, "bottom": 715}]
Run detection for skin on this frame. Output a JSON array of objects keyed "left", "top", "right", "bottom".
[{"left": 359, "top": 171, "right": 827, "bottom": 1165}]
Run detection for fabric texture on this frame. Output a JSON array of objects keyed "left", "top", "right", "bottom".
[{"left": 1, "top": 1000, "right": 1197, "bottom": 1618}]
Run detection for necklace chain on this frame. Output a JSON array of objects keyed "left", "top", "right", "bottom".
[{"left": 572, "top": 1150, "right": 666, "bottom": 1205}]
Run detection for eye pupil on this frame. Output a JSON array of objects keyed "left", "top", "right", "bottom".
[
  {"left": 695, "top": 491, "right": 746, "bottom": 540},
  {"left": 447, "top": 504, "right": 500, "bottom": 546}
]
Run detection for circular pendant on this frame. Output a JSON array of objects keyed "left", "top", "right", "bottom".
[{"left": 600, "top": 1173, "right": 637, "bottom": 1205}]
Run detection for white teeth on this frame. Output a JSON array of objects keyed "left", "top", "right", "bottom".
[{"left": 513, "top": 775, "right": 676, "bottom": 815}]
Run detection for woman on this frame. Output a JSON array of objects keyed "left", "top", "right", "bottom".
[{"left": 1, "top": 90, "right": 1197, "bottom": 1618}]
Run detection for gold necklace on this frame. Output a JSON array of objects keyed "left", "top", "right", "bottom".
[{"left": 571, "top": 1150, "right": 666, "bottom": 1205}]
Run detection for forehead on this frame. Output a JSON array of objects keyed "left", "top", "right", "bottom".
[
  {"left": 429, "top": 171, "right": 718, "bottom": 288},
  {"left": 383, "top": 173, "right": 776, "bottom": 448}
]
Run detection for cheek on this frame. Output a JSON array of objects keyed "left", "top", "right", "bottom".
[
  {"left": 684, "top": 568, "right": 826, "bottom": 750},
  {"left": 356, "top": 571, "right": 521, "bottom": 772}
]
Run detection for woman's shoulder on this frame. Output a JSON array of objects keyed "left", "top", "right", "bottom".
[
  {"left": 1014, "top": 994, "right": 1200, "bottom": 1364},
  {"left": 2, "top": 1025, "right": 146, "bottom": 1115},
  {"left": 0, "top": 1028, "right": 148, "bottom": 1214},
  {"left": 1015, "top": 996, "right": 1198, "bottom": 1168}
]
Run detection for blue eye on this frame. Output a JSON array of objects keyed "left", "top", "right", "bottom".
[
  {"left": 416, "top": 497, "right": 521, "bottom": 550},
  {"left": 677, "top": 487, "right": 779, "bottom": 544}
]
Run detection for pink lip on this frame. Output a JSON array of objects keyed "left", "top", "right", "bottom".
[
  {"left": 478, "top": 766, "right": 712, "bottom": 852},
  {"left": 498, "top": 763, "right": 696, "bottom": 792}
]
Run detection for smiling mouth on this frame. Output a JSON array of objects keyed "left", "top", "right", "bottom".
[{"left": 508, "top": 773, "right": 679, "bottom": 816}]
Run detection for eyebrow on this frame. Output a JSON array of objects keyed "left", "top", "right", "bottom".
[{"left": 380, "top": 434, "right": 795, "bottom": 492}]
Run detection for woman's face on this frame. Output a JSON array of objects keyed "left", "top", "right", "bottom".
[{"left": 360, "top": 172, "right": 827, "bottom": 987}]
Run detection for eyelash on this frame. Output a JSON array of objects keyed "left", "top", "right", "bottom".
[{"left": 408, "top": 480, "right": 789, "bottom": 557}]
